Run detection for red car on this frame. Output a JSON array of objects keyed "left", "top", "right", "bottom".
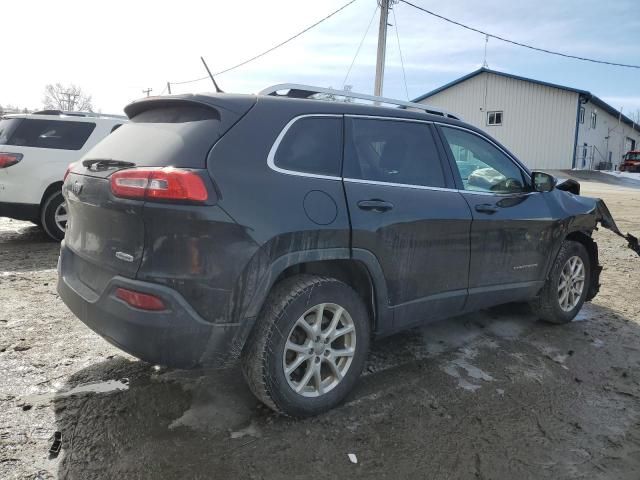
[{"left": 620, "top": 151, "right": 640, "bottom": 172}]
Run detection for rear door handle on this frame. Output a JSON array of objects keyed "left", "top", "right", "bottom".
[
  {"left": 357, "top": 199, "right": 394, "bottom": 212},
  {"left": 475, "top": 203, "right": 498, "bottom": 214}
]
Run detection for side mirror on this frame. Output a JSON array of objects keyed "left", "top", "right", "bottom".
[{"left": 531, "top": 171, "right": 556, "bottom": 192}]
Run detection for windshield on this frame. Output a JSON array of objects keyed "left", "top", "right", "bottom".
[
  {"left": 0, "top": 118, "right": 22, "bottom": 145},
  {"left": 625, "top": 152, "right": 640, "bottom": 161}
]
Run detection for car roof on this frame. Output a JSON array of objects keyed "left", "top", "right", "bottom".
[{"left": 125, "top": 92, "right": 468, "bottom": 128}]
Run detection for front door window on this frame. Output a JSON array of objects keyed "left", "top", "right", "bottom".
[{"left": 440, "top": 127, "right": 527, "bottom": 194}]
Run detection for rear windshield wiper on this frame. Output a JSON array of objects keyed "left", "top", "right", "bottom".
[{"left": 82, "top": 159, "right": 136, "bottom": 171}]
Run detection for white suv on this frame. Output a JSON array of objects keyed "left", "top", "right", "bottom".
[{"left": 0, "top": 110, "right": 126, "bottom": 240}]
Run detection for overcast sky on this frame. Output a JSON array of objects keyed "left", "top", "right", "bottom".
[{"left": 2, "top": 0, "right": 639, "bottom": 116}]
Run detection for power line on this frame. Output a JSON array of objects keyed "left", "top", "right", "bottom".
[
  {"left": 171, "top": 0, "right": 359, "bottom": 86},
  {"left": 391, "top": 6, "right": 410, "bottom": 100},
  {"left": 400, "top": 0, "right": 640, "bottom": 70},
  {"left": 342, "top": 3, "right": 379, "bottom": 89}
]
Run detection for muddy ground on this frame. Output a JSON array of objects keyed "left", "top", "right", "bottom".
[{"left": 1, "top": 177, "right": 640, "bottom": 479}]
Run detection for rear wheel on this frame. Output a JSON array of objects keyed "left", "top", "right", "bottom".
[
  {"left": 241, "top": 274, "right": 370, "bottom": 417},
  {"left": 530, "top": 240, "right": 590, "bottom": 324},
  {"left": 41, "top": 190, "right": 67, "bottom": 241}
]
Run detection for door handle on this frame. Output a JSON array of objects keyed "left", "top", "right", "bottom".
[
  {"left": 357, "top": 199, "right": 394, "bottom": 212},
  {"left": 475, "top": 203, "right": 498, "bottom": 214}
]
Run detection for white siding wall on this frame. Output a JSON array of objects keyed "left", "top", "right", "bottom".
[
  {"left": 418, "top": 72, "right": 579, "bottom": 170},
  {"left": 576, "top": 102, "right": 640, "bottom": 169}
]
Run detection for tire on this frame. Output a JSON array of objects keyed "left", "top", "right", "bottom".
[
  {"left": 41, "top": 190, "right": 67, "bottom": 241},
  {"left": 530, "top": 240, "right": 590, "bottom": 324},
  {"left": 241, "top": 274, "right": 370, "bottom": 417}
]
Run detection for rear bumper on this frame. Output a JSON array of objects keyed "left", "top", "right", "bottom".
[
  {"left": 57, "top": 245, "right": 240, "bottom": 368},
  {"left": 0, "top": 202, "right": 39, "bottom": 223}
]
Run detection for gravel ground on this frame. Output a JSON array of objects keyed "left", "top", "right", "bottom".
[{"left": 1, "top": 179, "right": 639, "bottom": 479}]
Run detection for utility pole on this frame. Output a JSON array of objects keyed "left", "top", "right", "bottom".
[
  {"left": 61, "top": 91, "right": 79, "bottom": 111},
  {"left": 374, "top": 0, "right": 391, "bottom": 98},
  {"left": 166, "top": 82, "right": 172, "bottom": 94},
  {"left": 142, "top": 88, "right": 153, "bottom": 97}
]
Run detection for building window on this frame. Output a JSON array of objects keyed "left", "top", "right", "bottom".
[
  {"left": 487, "top": 111, "right": 503, "bottom": 126},
  {"left": 579, "top": 107, "right": 585, "bottom": 124},
  {"left": 590, "top": 112, "right": 597, "bottom": 129}
]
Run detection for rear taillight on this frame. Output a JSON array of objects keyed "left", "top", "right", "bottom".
[
  {"left": 110, "top": 168, "right": 208, "bottom": 202},
  {"left": 115, "top": 288, "right": 166, "bottom": 311},
  {"left": 0, "top": 152, "right": 23, "bottom": 168}
]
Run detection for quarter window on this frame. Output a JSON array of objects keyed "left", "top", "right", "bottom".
[
  {"left": 5, "top": 119, "right": 95, "bottom": 150},
  {"left": 440, "top": 126, "right": 527, "bottom": 194},
  {"left": 344, "top": 118, "right": 446, "bottom": 188},
  {"left": 274, "top": 117, "right": 342, "bottom": 176},
  {"left": 487, "top": 111, "right": 503, "bottom": 126}
]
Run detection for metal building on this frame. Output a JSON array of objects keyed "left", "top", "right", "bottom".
[{"left": 413, "top": 68, "right": 640, "bottom": 170}]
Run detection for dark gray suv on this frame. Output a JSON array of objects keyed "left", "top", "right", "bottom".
[{"left": 58, "top": 86, "right": 607, "bottom": 416}]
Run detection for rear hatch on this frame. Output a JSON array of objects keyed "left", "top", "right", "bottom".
[{"left": 63, "top": 94, "right": 255, "bottom": 295}]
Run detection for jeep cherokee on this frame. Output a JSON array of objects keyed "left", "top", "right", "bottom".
[{"left": 58, "top": 86, "right": 613, "bottom": 416}]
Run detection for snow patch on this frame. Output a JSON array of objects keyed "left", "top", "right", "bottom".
[
  {"left": 441, "top": 347, "right": 494, "bottom": 391},
  {"left": 23, "top": 379, "right": 129, "bottom": 405}
]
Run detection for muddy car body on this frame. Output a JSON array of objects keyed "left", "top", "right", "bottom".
[{"left": 58, "top": 86, "right": 612, "bottom": 416}]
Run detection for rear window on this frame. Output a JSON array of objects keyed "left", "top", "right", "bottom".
[
  {"left": 274, "top": 117, "right": 342, "bottom": 176},
  {"left": 83, "top": 105, "right": 228, "bottom": 169},
  {"left": 1, "top": 118, "right": 95, "bottom": 150},
  {"left": 0, "top": 118, "right": 22, "bottom": 145}
]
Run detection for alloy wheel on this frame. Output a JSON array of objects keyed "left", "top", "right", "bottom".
[
  {"left": 282, "top": 303, "right": 356, "bottom": 398},
  {"left": 54, "top": 201, "right": 68, "bottom": 233},
  {"left": 558, "top": 255, "right": 585, "bottom": 312}
]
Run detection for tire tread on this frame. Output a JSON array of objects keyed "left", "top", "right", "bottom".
[{"left": 241, "top": 274, "right": 335, "bottom": 416}]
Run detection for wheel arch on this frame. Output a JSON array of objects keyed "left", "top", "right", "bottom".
[
  {"left": 39, "top": 181, "right": 64, "bottom": 212},
  {"left": 231, "top": 248, "right": 392, "bottom": 361}
]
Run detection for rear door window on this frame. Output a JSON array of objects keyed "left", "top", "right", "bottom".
[
  {"left": 273, "top": 116, "right": 342, "bottom": 177},
  {"left": 344, "top": 117, "right": 446, "bottom": 188},
  {"left": 5, "top": 119, "right": 95, "bottom": 150}
]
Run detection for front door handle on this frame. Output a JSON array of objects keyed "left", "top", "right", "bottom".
[
  {"left": 357, "top": 199, "right": 394, "bottom": 212},
  {"left": 475, "top": 203, "right": 498, "bottom": 214}
]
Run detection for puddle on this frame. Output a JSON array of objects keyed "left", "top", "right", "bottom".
[{"left": 22, "top": 379, "right": 129, "bottom": 405}]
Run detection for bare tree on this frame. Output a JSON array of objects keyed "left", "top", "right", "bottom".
[{"left": 43, "top": 83, "right": 93, "bottom": 112}]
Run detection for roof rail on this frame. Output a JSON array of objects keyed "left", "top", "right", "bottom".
[
  {"left": 31, "top": 110, "right": 127, "bottom": 120},
  {"left": 258, "top": 83, "right": 460, "bottom": 120}
]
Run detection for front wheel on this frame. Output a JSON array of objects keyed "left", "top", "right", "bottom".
[
  {"left": 241, "top": 274, "right": 370, "bottom": 417},
  {"left": 530, "top": 240, "right": 590, "bottom": 324},
  {"left": 41, "top": 190, "right": 67, "bottom": 241}
]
